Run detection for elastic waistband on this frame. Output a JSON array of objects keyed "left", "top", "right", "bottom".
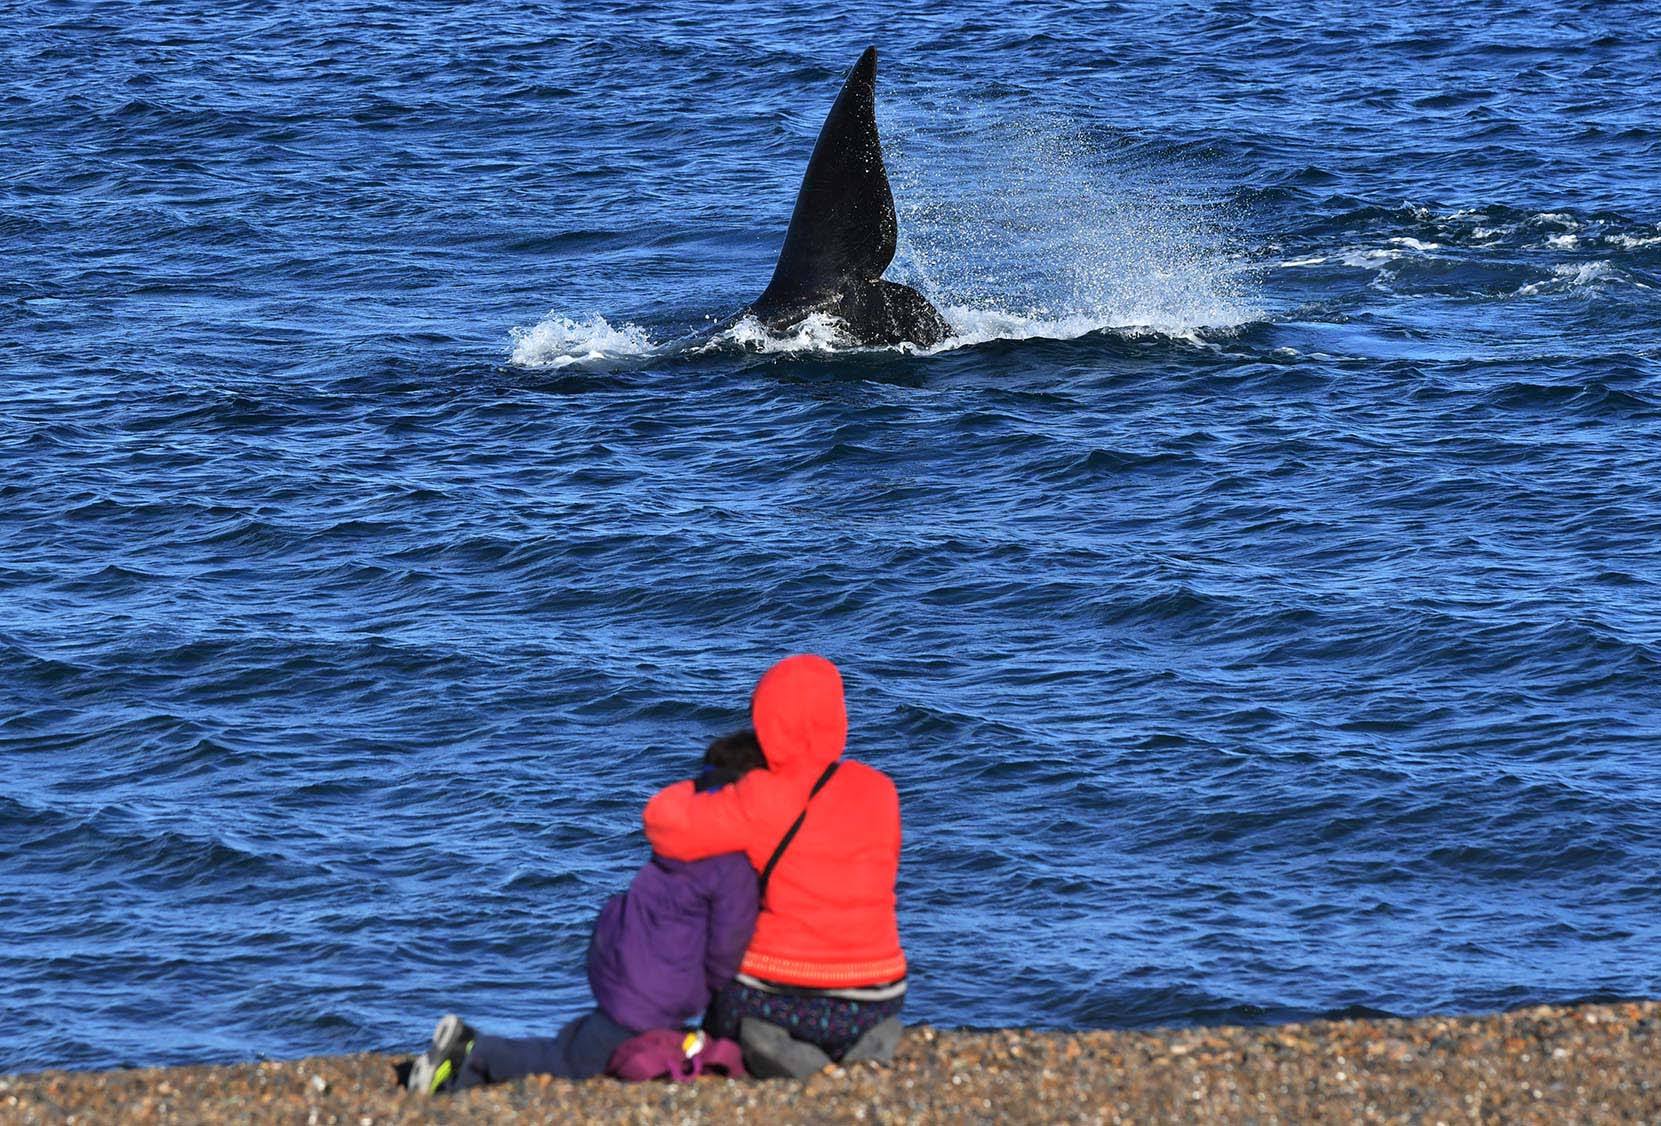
[
  {"left": 739, "top": 949, "right": 909, "bottom": 988},
  {"left": 736, "top": 972, "right": 909, "bottom": 1003}
]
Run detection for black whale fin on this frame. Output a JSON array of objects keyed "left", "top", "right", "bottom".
[{"left": 752, "top": 47, "right": 898, "bottom": 319}]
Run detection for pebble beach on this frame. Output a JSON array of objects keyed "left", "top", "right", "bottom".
[{"left": 6, "top": 1001, "right": 1657, "bottom": 1124}]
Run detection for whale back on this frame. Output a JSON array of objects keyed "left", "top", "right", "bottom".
[{"left": 752, "top": 47, "right": 898, "bottom": 320}]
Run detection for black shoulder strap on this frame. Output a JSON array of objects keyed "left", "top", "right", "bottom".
[{"left": 757, "top": 762, "right": 840, "bottom": 903}]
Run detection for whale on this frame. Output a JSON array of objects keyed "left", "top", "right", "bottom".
[{"left": 743, "top": 47, "right": 951, "bottom": 348}]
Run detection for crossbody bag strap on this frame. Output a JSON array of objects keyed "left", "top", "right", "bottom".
[{"left": 757, "top": 762, "right": 840, "bottom": 904}]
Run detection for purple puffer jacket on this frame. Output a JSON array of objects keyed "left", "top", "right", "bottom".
[{"left": 586, "top": 851, "right": 758, "bottom": 1034}]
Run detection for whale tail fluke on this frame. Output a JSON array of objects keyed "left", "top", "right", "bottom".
[{"left": 750, "top": 47, "right": 949, "bottom": 347}]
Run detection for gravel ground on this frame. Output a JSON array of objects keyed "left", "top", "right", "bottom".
[{"left": 4, "top": 1002, "right": 1658, "bottom": 1124}]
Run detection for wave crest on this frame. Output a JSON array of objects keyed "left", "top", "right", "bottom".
[
  {"left": 1516, "top": 261, "right": 1648, "bottom": 297},
  {"left": 714, "top": 312, "right": 855, "bottom": 353},
  {"left": 508, "top": 314, "right": 659, "bottom": 369}
]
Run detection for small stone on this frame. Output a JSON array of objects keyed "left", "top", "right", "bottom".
[{"left": 308, "top": 1074, "right": 328, "bottom": 1094}]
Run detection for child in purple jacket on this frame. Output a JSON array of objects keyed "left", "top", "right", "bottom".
[{"left": 406, "top": 732, "right": 764, "bottom": 1094}]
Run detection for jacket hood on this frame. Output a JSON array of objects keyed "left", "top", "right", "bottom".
[{"left": 750, "top": 654, "right": 846, "bottom": 772}]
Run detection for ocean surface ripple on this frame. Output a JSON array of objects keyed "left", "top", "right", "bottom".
[{"left": 4, "top": 0, "right": 1660, "bottom": 1070}]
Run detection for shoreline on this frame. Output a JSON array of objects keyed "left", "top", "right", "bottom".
[{"left": 6, "top": 1001, "right": 1657, "bottom": 1123}]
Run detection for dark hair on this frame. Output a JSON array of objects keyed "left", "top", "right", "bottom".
[{"left": 695, "top": 729, "right": 766, "bottom": 792}]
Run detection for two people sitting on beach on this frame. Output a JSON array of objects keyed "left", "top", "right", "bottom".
[{"left": 406, "top": 654, "right": 907, "bottom": 1093}]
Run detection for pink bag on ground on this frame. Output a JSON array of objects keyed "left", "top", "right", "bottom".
[{"left": 606, "top": 1029, "right": 747, "bottom": 1082}]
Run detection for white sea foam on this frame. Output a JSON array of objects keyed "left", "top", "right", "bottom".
[
  {"left": 1421, "top": 207, "right": 1638, "bottom": 250},
  {"left": 1309, "top": 239, "right": 1434, "bottom": 270},
  {"left": 508, "top": 313, "right": 659, "bottom": 369},
  {"left": 1339, "top": 247, "right": 1404, "bottom": 267},
  {"left": 706, "top": 303, "right": 1230, "bottom": 358},
  {"left": 1410, "top": 205, "right": 1480, "bottom": 222},
  {"left": 932, "top": 306, "right": 1128, "bottom": 348},
  {"left": 1515, "top": 261, "right": 1639, "bottom": 296},
  {"left": 715, "top": 312, "right": 855, "bottom": 353}
]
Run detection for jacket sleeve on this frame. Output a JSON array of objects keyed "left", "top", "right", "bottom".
[
  {"left": 642, "top": 775, "right": 772, "bottom": 862},
  {"left": 702, "top": 858, "right": 759, "bottom": 992}
]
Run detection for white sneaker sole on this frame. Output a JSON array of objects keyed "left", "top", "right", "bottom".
[{"left": 406, "top": 1014, "right": 469, "bottom": 1094}]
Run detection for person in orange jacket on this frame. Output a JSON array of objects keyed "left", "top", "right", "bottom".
[{"left": 642, "top": 653, "right": 906, "bottom": 1075}]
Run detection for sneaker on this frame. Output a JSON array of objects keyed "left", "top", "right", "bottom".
[{"left": 406, "top": 1014, "right": 477, "bottom": 1095}]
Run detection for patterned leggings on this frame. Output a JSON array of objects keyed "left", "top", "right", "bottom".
[{"left": 704, "top": 981, "right": 905, "bottom": 1061}]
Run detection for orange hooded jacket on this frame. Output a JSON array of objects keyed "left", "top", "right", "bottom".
[{"left": 642, "top": 654, "right": 906, "bottom": 988}]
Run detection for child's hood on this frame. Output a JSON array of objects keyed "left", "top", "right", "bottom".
[{"left": 749, "top": 654, "right": 847, "bottom": 772}]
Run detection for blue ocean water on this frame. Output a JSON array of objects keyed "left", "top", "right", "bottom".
[{"left": 4, "top": 0, "right": 1660, "bottom": 1072}]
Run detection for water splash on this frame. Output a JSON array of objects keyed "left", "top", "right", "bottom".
[
  {"left": 886, "top": 113, "right": 1263, "bottom": 339},
  {"left": 714, "top": 312, "right": 853, "bottom": 353},
  {"left": 508, "top": 314, "right": 659, "bottom": 369}
]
